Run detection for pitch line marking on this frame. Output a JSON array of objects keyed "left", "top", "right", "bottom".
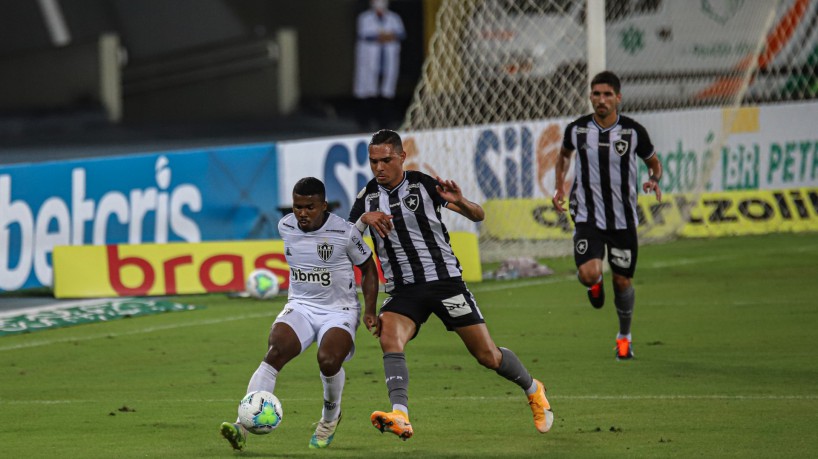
[{"left": 2, "top": 394, "right": 817, "bottom": 405}]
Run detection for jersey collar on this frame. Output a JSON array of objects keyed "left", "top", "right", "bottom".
[
  {"left": 592, "top": 114, "right": 620, "bottom": 133},
  {"left": 378, "top": 172, "right": 407, "bottom": 194}
]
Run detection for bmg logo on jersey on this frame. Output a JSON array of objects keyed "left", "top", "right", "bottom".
[{"left": 290, "top": 267, "right": 332, "bottom": 286}]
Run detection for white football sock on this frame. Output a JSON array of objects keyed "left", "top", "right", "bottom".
[
  {"left": 321, "top": 368, "right": 345, "bottom": 421},
  {"left": 247, "top": 361, "right": 278, "bottom": 394},
  {"left": 237, "top": 361, "right": 278, "bottom": 424}
]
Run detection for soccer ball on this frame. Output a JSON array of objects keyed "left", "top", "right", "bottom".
[
  {"left": 245, "top": 268, "right": 279, "bottom": 299},
  {"left": 237, "top": 390, "right": 283, "bottom": 434}
]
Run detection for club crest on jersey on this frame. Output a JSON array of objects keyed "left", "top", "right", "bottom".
[
  {"left": 403, "top": 194, "right": 420, "bottom": 212},
  {"left": 614, "top": 139, "right": 629, "bottom": 156},
  {"left": 317, "top": 242, "right": 333, "bottom": 262}
]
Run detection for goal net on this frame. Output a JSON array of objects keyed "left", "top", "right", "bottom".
[{"left": 400, "top": 0, "right": 816, "bottom": 262}]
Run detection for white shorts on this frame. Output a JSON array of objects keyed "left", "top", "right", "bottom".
[{"left": 273, "top": 302, "right": 361, "bottom": 361}]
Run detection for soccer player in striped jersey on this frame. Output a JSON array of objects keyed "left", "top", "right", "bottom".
[
  {"left": 220, "top": 177, "right": 379, "bottom": 450},
  {"left": 552, "top": 71, "right": 664, "bottom": 360},
  {"left": 350, "top": 129, "right": 553, "bottom": 439}
]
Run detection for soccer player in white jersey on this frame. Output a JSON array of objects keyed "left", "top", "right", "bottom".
[
  {"left": 220, "top": 177, "right": 379, "bottom": 450},
  {"left": 349, "top": 129, "right": 554, "bottom": 440},
  {"left": 552, "top": 71, "right": 664, "bottom": 360}
]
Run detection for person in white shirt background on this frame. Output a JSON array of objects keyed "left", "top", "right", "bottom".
[{"left": 353, "top": 0, "right": 406, "bottom": 130}]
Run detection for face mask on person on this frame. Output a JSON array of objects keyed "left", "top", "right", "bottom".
[{"left": 372, "top": 0, "right": 388, "bottom": 12}]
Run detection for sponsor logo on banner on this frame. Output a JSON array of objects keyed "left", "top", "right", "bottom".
[
  {"left": 482, "top": 188, "right": 818, "bottom": 240},
  {"left": 52, "top": 240, "right": 290, "bottom": 298},
  {"left": 0, "top": 300, "right": 198, "bottom": 336},
  {"left": 1, "top": 143, "right": 280, "bottom": 292}
]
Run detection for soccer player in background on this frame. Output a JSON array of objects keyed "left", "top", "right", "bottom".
[
  {"left": 552, "top": 71, "right": 664, "bottom": 360},
  {"left": 220, "top": 177, "right": 379, "bottom": 450},
  {"left": 349, "top": 129, "right": 554, "bottom": 440}
]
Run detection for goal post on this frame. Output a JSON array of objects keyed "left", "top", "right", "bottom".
[{"left": 401, "top": 0, "right": 814, "bottom": 261}]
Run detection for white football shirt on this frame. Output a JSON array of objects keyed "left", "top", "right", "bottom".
[{"left": 278, "top": 212, "right": 372, "bottom": 310}]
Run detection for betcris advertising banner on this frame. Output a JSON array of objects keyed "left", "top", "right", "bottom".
[
  {"left": 0, "top": 143, "right": 279, "bottom": 291},
  {"left": 278, "top": 102, "right": 818, "bottom": 235}
]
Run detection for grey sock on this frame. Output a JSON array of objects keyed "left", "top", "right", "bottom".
[
  {"left": 614, "top": 286, "right": 635, "bottom": 336},
  {"left": 383, "top": 352, "right": 409, "bottom": 409},
  {"left": 495, "top": 347, "right": 534, "bottom": 392}
]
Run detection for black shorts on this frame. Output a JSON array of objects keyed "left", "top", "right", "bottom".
[
  {"left": 379, "top": 277, "right": 485, "bottom": 338},
  {"left": 573, "top": 223, "right": 639, "bottom": 278}
]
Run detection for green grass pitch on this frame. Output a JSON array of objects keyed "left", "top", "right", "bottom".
[{"left": 1, "top": 233, "right": 817, "bottom": 458}]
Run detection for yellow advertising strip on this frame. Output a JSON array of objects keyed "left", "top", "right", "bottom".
[
  {"left": 53, "top": 240, "right": 287, "bottom": 298},
  {"left": 448, "top": 232, "right": 482, "bottom": 282},
  {"left": 483, "top": 188, "right": 818, "bottom": 240},
  {"left": 53, "top": 233, "right": 482, "bottom": 299}
]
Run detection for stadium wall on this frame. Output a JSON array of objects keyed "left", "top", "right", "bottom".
[
  {"left": 277, "top": 101, "right": 818, "bottom": 234},
  {"left": 3, "top": 101, "right": 817, "bottom": 293}
]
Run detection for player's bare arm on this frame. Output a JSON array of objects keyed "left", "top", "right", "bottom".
[
  {"left": 642, "top": 154, "right": 663, "bottom": 202},
  {"left": 358, "top": 255, "right": 380, "bottom": 336},
  {"left": 436, "top": 176, "right": 485, "bottom": 222},
  {"left": 552, "top": 146, "right": 574, "bottom": 213}
]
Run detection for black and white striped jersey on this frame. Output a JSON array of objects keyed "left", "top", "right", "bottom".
[
  {"left": 563, "top": 114, "right": 656, "bottom": 231},
  {"left": 349, "top": 171, "right": 462, "bottom": 292}
]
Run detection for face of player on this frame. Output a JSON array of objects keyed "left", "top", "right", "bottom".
[
  {"left": 590, "top": 83, "right": 621, "bottom": 121},
  {"left": 369, "top": 143, "right": 406, "bottom": 190},
  {"left": 292, "top": 193, "right": 327, "bottom": 232}
]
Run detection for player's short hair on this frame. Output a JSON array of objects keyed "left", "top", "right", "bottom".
[
  {"left": 293, "top": 177, "right": 326, "bottom": 200},
  {"left": 591, "top": 71, "right": 621, "bottom": 94},
  {"left": 370, "top": 129, "right": 403, "bottom": 153}
]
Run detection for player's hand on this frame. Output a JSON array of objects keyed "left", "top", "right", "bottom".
[
  {"left": 642, "top": 178, "right": 663, "bottom": 202},
  {"left": 435, "top": 176, "right": 463, "bottom": 203},
  {"left": 552, "top": 188, "right": 566, "bottom": 213},
  {"left": 363, "top": 312, "right": 379, "bottom": 336},
  {"left": 362, "top": 211, "right": 393, "bottom": 238}
]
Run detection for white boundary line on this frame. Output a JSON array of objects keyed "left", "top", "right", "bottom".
[{"left": 1, "top": 394, "right": 816, "bottom": 405}]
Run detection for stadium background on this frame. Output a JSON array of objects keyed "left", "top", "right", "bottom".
[
  {"left": 1, "top": 2, "right": 817, "bottom": 457},
  {"left": 1, "top": 0, "right": 817, "bottom": 298}
]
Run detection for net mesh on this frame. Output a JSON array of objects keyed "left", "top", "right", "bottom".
[{"left": 400, "top": 0, "right": 815, "bottom": 262}]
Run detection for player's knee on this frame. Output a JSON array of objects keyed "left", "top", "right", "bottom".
[
  {"left": 316, "top": 352, "right": 343, "bottom": 376},
  {"left": 577, "top": 269, "right": 601, "bottom": 286},
  {"left": 474, "top": 348, "right": 502, "bottom": 370},
  {"left": 613, "top": 276, "right": 632, "bottom": 292},
  {"left": 264, "top": 342, "right": 296, "bottom": 368},
  {"left": 377, "top": 313, "right": 412, "bottom": 352},
  {"left": 378, "top": 334, "right": 405, "bottom": 353}
]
